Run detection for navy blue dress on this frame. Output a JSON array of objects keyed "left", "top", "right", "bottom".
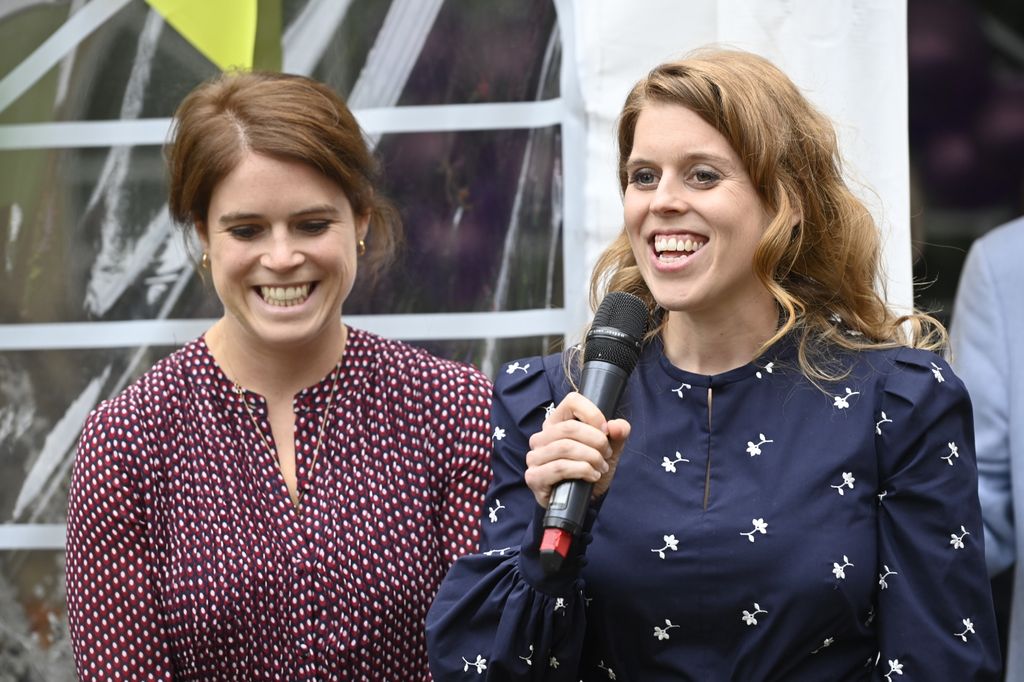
[{"left": 426, "top": 337, "right": 1001, "bottom": 680}]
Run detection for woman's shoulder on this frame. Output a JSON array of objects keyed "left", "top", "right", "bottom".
[
  {"left": 848, "top": 345, "right": 966, "bottom": 404},
  {"left": 85, "top": 338, "right": 207, "bottom": 426},
  {"left": 491, "top": 350, "right": 573, "bottom": 425},
  {"left": 346, "top": 326, "right": 492, "bottom": 395}
]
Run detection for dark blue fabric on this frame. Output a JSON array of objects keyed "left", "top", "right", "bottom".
[{"left": 427, "top": 340, "right": 1001, "bottom": 681}]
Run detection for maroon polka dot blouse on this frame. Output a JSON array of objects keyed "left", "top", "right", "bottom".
[{"left": 66, "top": 327, "right": 493, "bottom": 680}]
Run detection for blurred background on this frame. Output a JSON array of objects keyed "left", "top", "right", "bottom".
[{"left": 0, "top": 0, "right": 1020, "bottom": 678}]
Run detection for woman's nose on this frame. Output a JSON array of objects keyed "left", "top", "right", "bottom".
[
  {"left": 260, "top": 231, "right": 305, "bottom": 269},
  {"left": 649, "top": 178, "right": 689, "bottom": 215}
]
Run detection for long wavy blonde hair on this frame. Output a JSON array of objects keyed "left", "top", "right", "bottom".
[{"left": 591, "top": 48, "right": 945, "bottom": 381}]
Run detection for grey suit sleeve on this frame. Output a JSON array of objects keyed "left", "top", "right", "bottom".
[{"left": 951, "top": 238, "right": 1015, "bottom": 577}]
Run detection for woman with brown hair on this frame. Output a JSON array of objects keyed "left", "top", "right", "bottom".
[
  {"left": 426, "top": 48, "right": 1000, "bottom": 680},
  {"left": 65, "top": 71, "right": 493, "bottom": 680}
]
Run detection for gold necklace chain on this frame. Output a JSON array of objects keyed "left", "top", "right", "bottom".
[{"left": 234, "top": 362, "right": 342, "bottom": 511}]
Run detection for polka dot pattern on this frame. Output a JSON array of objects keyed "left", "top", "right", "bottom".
[{"left": 66, "top": 327, "right": 493, "bottom": 680}]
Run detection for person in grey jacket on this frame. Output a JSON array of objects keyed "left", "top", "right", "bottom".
[{"left": 951, "top": 215, "right": 1024, "bottom": 681}]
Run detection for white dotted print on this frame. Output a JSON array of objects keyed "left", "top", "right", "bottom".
[{"left": 66, "top": 328, "right": 493, "bottom": 680}]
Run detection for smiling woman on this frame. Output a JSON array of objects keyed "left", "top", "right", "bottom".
[
  {"left": 64, "top": 72, "right": 494, "bottom": 681},
  {"left": 426, "top": 48, "right": 1002, "bottom": 681}
]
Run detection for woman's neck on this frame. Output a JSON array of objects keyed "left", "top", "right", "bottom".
[
  {"left": 205, "top": 319, "right": 347, "bottom": 400},
  {"left": 660, "top": 304, "right": 778, "bottom": 376}
]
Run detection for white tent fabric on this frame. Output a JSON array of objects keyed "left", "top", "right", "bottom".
[{"left": 569, "top": 0, "right": 911, "bottom": 328}]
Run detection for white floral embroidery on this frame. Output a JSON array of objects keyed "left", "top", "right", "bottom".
[
  {"left": 741, "top": 603, "right": 767, "bottom": 626},
  {"left": 950, "top": 525, "right": 970, "bottom": 550},
  {"left": 519, "top": 645, "right": 534, "bottom": 666},
  {"left": 671, "top": 382, "right": 692, "bottom": 399},
  {"left": 832, "top": 555, "right": 853, "bottom": 579},
  {"left": 492, "top": 426, "right": 506, "bottom": 441},
  {"left": 811, "top": 637, "right": 834, "bottom": 654},
  {"left": 831, "top": 471, "right": 856, "bottom": 495},
  {"left": 884, "top": 658, "right": 904, "bottom": 680},
  {"left": 487, "top": 499, "right": 505, "bottom": 523},
  {"left": 549, "top": 656, "right": 559, "bottom": 669},
  {"left": 597, "top": 660, "right": 617, "bottom": 679},
  {"left": 942, "top": 441, "right": 960, "bottom": 466},
  {"left": 544, "top": 402, "right": 555, "bottom": 419},
  {"left": 740, "top": 518, "right": 768, "bottom": 542},
  {"left": 505, "top": 361, "right": 530, "bottom": 375},
  {"left": 829, "top": 313, "right": 843, "bottom": 324},
  {"left": 833, "top": 387, "right": 860, "bottom": 409},
  {"left": 661, "top": 451, "right": 690, "bottom": 473},
  {"left": 554, "top": 598, "right": 566, "bottom": 613},
  {"left": 483, "top": 546, "right": 512, "bottom": 556},
  {"left": 755, "top": 362, "right": 775, "bottom": 379},
  {"left": 746, "top": 434, "right": 774, "bottom": 457},
  {"left": 877, "top": 489, "right": 888, "bottom": 503},
  {"left": 651, "top": 534, "right": 679, "bottom": 559},
  {"left": 846, "top": 328, "right": 863, "bottom": 337},
  {"left": 653, "top": 619, "right": 679, "bottom": 640},
  {"left": 462, "top": 654, "right": 487, "bottom": 674},
  {"left": 879, "top": 565, "right": 898, "bottom": 589},
  {"left": 875, "top": 411, "right": 892, "bottom": 435},
  {"left": 955, "top": 618, "right": 975, "bottom": 642},
  {"left": 930, "top": 362, "right": 946, "bottom": 383}
]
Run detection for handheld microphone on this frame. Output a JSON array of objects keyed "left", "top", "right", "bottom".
[{"left": 539, "top": 291, "right": 650, "bottom": 575}]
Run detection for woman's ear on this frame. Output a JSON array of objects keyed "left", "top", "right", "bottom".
[
  {"left": 357, "top": 211, "right": 370, "bottom": 243},
  {"left": 195, "top": 217, "right": 210, "bottom": 251}
]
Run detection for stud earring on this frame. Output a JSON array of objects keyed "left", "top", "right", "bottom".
[{"left": 357, "top": 240, "right": 366, "bottom": 256}]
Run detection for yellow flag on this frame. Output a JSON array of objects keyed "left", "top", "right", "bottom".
[{"left": 145, "top": 0, "right": 257, "bottom": 72}]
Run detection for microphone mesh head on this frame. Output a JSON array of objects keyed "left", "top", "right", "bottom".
[{"left": 583, "top": 292, "right": 650, "bottom": 372}]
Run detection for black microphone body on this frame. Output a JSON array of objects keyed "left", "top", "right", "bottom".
[{"left": 539, "top": 292, "right": 649, "bottom": 575}]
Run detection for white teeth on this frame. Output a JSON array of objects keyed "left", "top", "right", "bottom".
[
  {"left": 260, "top": 283, "right": 311, "bottom": 306},
  {"left": 654, "top": 235, "right": 706, "bottom": 254}
]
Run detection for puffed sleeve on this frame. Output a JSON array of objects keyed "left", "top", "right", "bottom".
[
  {"left": 65, "top": 394, "right": 174, "bottom": 680},
  {"left": 433, "top": 364, "right": 496, "bottom": 567},
  {"left": 427, "top": 354, "right": 591, "bottom": 680},
  {"left": 950, "top": 239, "right": 1014, "bottom": 576},
  {"left": 873, "top": 349, "right": 1001, "bottom": 680}
]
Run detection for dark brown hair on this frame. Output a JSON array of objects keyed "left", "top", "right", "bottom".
[{"left": 166, "top": 71, "right": 401, "bottom": 279}]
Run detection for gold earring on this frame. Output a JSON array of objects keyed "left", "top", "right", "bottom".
[
  {"left": 357, "top": 239, "right": 366, "bottom": 256},
  {"left": 201, "top": 252, "right": 210, "bottom": 269}
]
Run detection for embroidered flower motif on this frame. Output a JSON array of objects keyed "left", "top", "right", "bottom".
[
  {"left": 741, "top": 518, "right": 768, "bottom": 542},
  {"left": 955, "top": 618, "right": 975, "bottom": 643},
  {"left": 554, "top": 598, "right": 566, "bottom": 613},
  {"left": 487, "top": 499, "right": 505, "bottom": 524},
  {"left": 812, "top": 637, "right": 834, "bottom": 654},
  {"left": 879, "top": 565, "right": 898, "bottom": 589},
  {"left": 832, "top": 555, "right": 854, "bottom": 579},
  {"left": 653, "top": 619, "right": 679, "bottom": 640},
  {"left": 462, "top": 654, "right": 487, "bottom": 674},
  {"left": 832, "top": 387, "right": 860, "bottom": 409},
  {"left": 549, "top": 656, "right": 559, "bottom": 669},
  {"left": 519, "top": 645, "right": 534, "bottom": 666},
  {"left": 875, "top": 411, "right": 892, "bottom": 435},
  {"left": 651, "top": 534, "right": 679, "bottom": 559},
  {"left": 884, "top": 658, "right": 904, "bottom": 680},
  {"left": 755, "top": 362, "right": 775, "bottom": 379},
  {"left": 597, "top": 660, "right": 617, "bottom": 679},
  {"left": 505, "top": 361, "right": 530, "bottom": 375},
  {"left": 930, "top": 362, "right": 945, "bottom": 383},
  {"left": 544, "top": 402, "right": 555, "bottom": 419},
  {"left": 741, "top": 603, "right": 767, "bottom": 626},
  {"left": 942, "top": 441, "right": 960, "bottom": 466},
  {"left": 483, "top": 546, "right": 512, "bottom": 556},
  {"left": 492, "top": 426, "right": 506, "bottom": 441},
  {"left": 845, "top": 328, "right": 863, "bottom": 337},
  {"left": 671, "top": 382, "right": 692, "bottom": 399},
  {"left": 877, "top": 489, "right": 888, "bottom": 503},
  {"left": 950, "top": 525, "right": 970, "bottom": 550},
  {"left": 661, "top": 451, "right": 690, "bottom": 473},
  {"left": 831, "top": 471, "right": 856, "bottom": 495},
  {"left": 746, "top": 434, "right": 774, "bottom": 457}
]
